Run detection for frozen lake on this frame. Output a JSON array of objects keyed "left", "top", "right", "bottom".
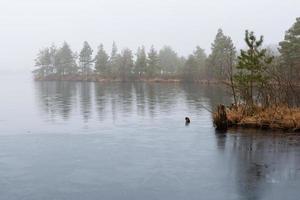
[{"left": 0, "top": 73, "right": 299, "bottom": 200}]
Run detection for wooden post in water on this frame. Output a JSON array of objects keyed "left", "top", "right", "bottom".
[{"left": 214, "top": 104, "right": 228, "bottom": 131}]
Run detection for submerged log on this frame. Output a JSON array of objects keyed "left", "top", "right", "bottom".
[{"left": 213, "top": 104, "right": 228, "bottom": 131}]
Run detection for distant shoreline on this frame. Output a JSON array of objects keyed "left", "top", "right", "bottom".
[{"left": 34, "top": 74, "right": 221, "bottom": 84}]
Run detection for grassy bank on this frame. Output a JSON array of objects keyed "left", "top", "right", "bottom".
[{"left": 214, "top": 105, "right": 300, "bottom": 132}]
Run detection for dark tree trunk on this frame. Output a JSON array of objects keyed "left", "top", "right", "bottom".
[{"left": 214, "top": 104, "right": 228, "bottom": 131}]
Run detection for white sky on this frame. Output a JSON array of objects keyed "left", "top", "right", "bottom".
[{"left": 0, "top": 0, "right": 299, "bottom": 71}]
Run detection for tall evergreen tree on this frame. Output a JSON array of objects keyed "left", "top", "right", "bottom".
[
  {"left": 207, "top": 29, "right": 236, "bottom": 80},
  {"left": 95, "top": 44, "right": 109, "bottom": 76},
  {"left": 109, "top": 41, "right": 119, "bottom": 77},
  {"left": 234, "top": 30, "right": 273, "bottom": 105},
  {"left": 183, "top": 55, "right": 199, "bottom": 81},
  {"left": 119, "top": 48, "right": 134, "bottom": 80},
  {"left": 79, "top": 41, "right": 93, "bottom": 76},
  {"left": 279, "top": 17, "right": 300, "bottom": 81},
  {"left": 193, "top": 46, "right": 207, "bottom": 79},
  {"left": 134, "top": 46, "right": 147, "bottom": 77},
  {"left": 55, "top": 42, "right": 77, "bottom": 76},
  {"left": 159, "top": 46, "right": 181, "bottom": 75},
  {"left": 146, "top": 45, "right": 160, "bottom": 77}
]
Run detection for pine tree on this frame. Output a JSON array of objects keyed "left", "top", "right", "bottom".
[
  {"left": 158, "top": 46, "right": 181, "bottom": 75},
  {"left": 79, "top": 41, "right": 93, "bottom": 77},
  {"left": 55, "top": 42, "right": 77, "bottom": 76},
  {"left": 134, "top": 46, "right": 147, "bottom": 77},
  {"left": 109, "top": 41, "right": 119, "bottom": 77},
  {"left": 183, "top": 55, "right": 198, "bottom": 81},
  {"left": 35, "top": 48, "right": 51, "bottom": 77},
  {"left": 119, "top": 48, "right": 134, "bottom": 80},
  {"left": 279, "top": 17, "right": 300, "bottom": 81},
  {"left": 193, "top": 46, "right": 207, "bottom": 79},
  {"left": 207, "top": 29, "right": 236, "bottom": 80},
  {"left": 146, "top": 45, "right": 160, "bottom": 78},
  {"left": 234, "top": 30, "right": 273, "bottom": 105},
  {"left": 95, "top": 44, "right": 109, "bottom": 76}
]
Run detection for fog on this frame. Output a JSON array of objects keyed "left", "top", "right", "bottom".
[{"left": 0, "top": 0, "right": 299, "bottom": 71}]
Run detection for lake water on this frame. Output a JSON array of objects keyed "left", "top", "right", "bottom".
[{"left": 0, "top": 73, "right": 300, "bottom": 200}]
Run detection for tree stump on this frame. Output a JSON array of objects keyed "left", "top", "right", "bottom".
[{"left": 214, "top": 104, "right": 228, "bottom": 131}]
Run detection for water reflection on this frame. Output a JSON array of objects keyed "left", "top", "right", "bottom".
[
  {"left": 214, "top": 130, "right": 227, "bottom": 151},
  {"left": 34, "top": 82, "right": 230, "bottom": 122},
  {"left": 80, "top": 82, "right": 92, "bottom": 122},
  {"left": 215, "top": 130, "right": 300, "bottom": 199},
  {"left": 94, "top": 83, "right": 107, "bottom": 121},
  {"left": 0, "top": 79, "right": 299, "bottom": 200},
  {"left": 35, "top": 81, "right": 77, "bottom": 120},
  {"left": 146, "top": 84, "right": 158, "bottom": 118}
]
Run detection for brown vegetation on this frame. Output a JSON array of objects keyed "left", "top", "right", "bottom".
[{"left": 214, "top": 105, "right": 300, "bottom": 132}]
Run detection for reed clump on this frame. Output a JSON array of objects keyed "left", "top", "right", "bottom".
[{"left": 214, "top": 105, "right": 300, "bottom": 132}]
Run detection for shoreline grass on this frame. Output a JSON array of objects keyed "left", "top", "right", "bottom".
[{"left": 214, "top": 105, "right": 300, "bottom": 132}]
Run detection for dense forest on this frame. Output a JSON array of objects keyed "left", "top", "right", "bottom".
[{"left": 34, "top": 18, "right": 300, "bottom": 108}]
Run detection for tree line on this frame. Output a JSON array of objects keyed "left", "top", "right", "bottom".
[
  {"left": 34, "top": 18, "right": 300, "bottom": 106},
  {"left": 33, "top": 29, "right": 234, "bottom": 81}
]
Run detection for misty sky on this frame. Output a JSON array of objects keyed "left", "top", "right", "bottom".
[{"left": 0, "top": 0, "right": 299, "bottom": 71}]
